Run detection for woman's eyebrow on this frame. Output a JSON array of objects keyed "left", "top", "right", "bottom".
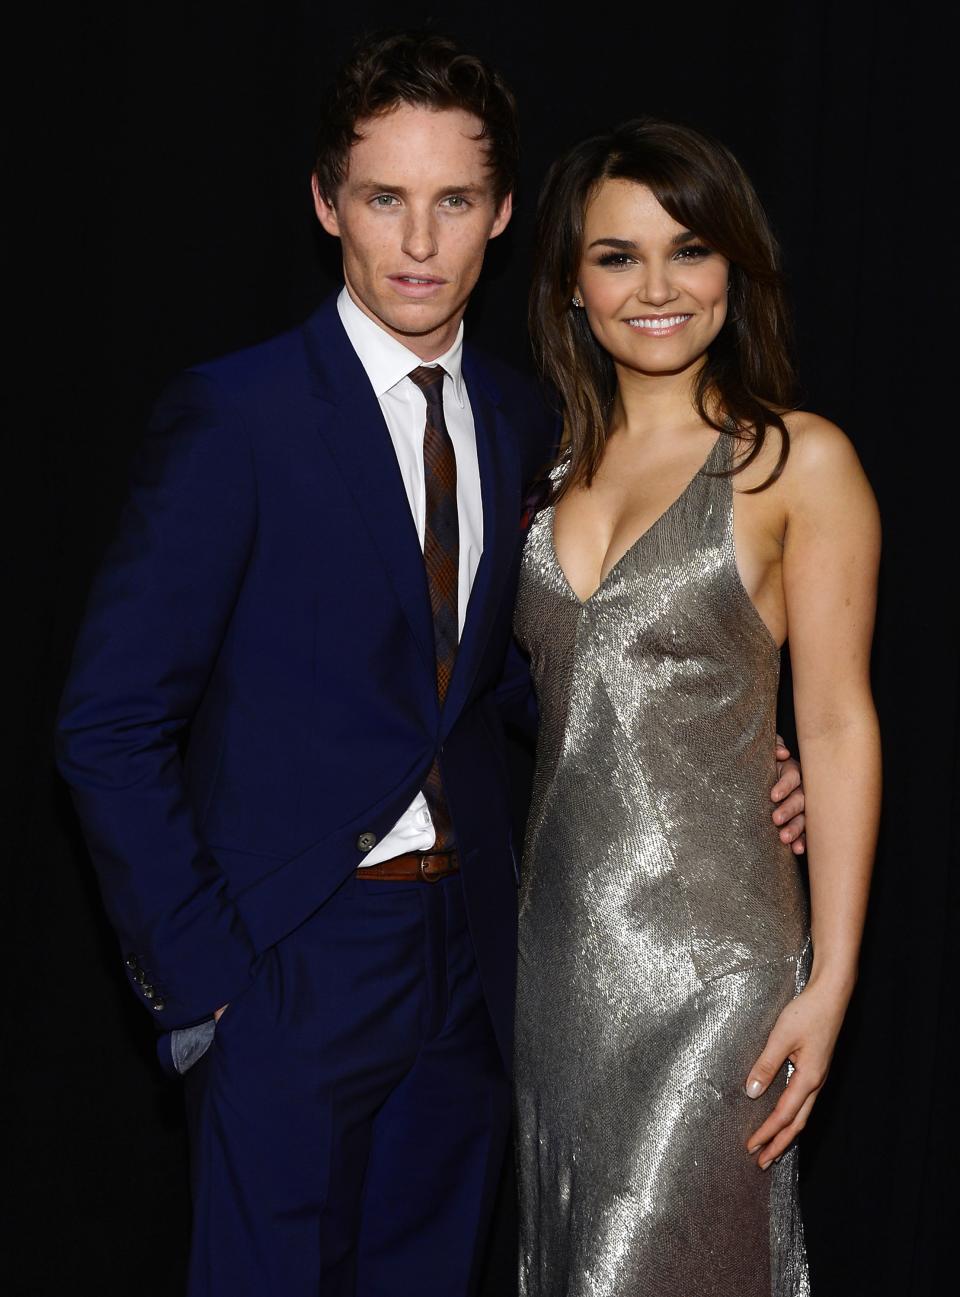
[
  {"left": 587, "top": 237, "right": 638, "bottom": 250},
  {"left": 587, "top": 230, "right": 697, "bottom": 250}
]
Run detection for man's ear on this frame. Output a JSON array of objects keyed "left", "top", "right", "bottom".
[
  {"left": 489, "top": 190, "right": 513, "bottom": 240},
  {"left": 312, "top": 174, "right": 340, "bottom": 237}
]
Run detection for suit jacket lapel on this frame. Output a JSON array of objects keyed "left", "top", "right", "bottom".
[
  {"left": 302, "top": 300, "right": 435, "bottom": 672},
  {"left": 442, "top": 350, "right": 519, "bottom": 728}
]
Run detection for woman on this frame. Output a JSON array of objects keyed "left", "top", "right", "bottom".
[{"left": 514, "top": 119, "right": 881, "bottom": 1296}]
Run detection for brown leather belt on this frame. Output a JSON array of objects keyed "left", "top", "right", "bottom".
[{"left": 356, "top": 850, "right": 460, "bottom": 883}]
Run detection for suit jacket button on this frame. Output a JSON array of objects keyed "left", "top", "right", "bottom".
[
  {"left": 152, "top": 999, "right": 166, "bottom": 1012},
  {"left": 142, "top": 985, "right": 155, "bottom": 999},
  {"left": 125, "top": 954, "right": 139, "bottom": 969},
  {"left": 357, "top": 832, "right": 377, "bottom": 852}
]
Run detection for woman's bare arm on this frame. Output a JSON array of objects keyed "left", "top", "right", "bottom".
[{"left": 743, "top": 413, "right": 881, "bottom": 1167}]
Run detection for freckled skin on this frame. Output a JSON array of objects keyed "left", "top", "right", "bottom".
[{"left": 313, "top": 104, "right": 512, "bottom": 361}]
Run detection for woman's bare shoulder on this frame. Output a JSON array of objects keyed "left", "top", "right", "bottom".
[
  {"left": 773, "top": 411, "right": 881, "bottom": 546},
  {"left": 779, "top": 410, "right": 870, "bottom": 490},
  {"left": 783, "top": 408, "right": 852, "bottom": 451},
  {"left": 730, "top": 409, "right": 870, "bottom": 508}
]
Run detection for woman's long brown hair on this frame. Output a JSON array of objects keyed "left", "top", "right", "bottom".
[{"left": 529, "top": 118, "right": 797, "bottom": 496}]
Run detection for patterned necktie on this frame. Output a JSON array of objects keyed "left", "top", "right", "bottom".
[{"left": 408, "top": 364, "right": 458, "bottom": 850}]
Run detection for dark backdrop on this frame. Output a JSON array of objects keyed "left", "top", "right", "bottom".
[{"left": 10, "top": 2, "right": 956, "bottom": 1293}]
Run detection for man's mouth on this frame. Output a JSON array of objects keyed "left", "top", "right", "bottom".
[{"left": 388, "top": 274, "right": 448, "bottom": 298}]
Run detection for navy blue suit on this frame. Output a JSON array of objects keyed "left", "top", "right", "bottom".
[{"left": 56, "top": 295, "right": 555, "bottom": 1294}]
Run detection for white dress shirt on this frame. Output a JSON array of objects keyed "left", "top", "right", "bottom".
[{"left": 336, "top": 287, "right": 484, "bottom": 864}]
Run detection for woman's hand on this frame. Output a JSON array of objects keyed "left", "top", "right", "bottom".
[
  {"left": 772, "top": 735, "right": 805, "bottom": 854},
  {"left": 742, "top": 977, "right": 850, "bottom": 1169}
]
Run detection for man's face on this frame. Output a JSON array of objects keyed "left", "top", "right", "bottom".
[{"left": 313, "top": 104, "right": 512, "bottom": 359}]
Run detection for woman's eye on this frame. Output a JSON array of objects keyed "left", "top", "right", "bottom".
[
  {"left": 675, "top": 244, "right": 712, "bottom": 260},
  {"left": 597, "top": 253, "right": 635, "bottom": 267}
]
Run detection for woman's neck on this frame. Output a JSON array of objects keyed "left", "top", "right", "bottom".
[{"left": 611, "top": 358, "right": 707, "bottom": 439}]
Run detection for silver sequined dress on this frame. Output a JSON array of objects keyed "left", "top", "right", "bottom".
[{"left": 513, "top": 434, "right": 812, "bottom": 1296}]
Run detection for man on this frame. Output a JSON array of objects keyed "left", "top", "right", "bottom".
[{"left": 56, "top": 30, "right": 806, "bottom": 1297}]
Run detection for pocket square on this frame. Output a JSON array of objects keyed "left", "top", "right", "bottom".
[{"left": 169, "top": 1018, "right": 217, "bottom": 1075}]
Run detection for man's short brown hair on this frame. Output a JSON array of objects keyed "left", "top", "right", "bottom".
[{"left": 314, "top": 30, "right": 519, "bottom": 205}]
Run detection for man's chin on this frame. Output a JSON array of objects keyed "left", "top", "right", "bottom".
[
  {"left": 378, "top": 302, "right": 460, "bottom": 341},
  {"left": 343, "top": 278, "right": 466, "bottom": 348}
]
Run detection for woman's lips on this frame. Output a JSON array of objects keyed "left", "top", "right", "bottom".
[{"left": 623, "top": 313, "right": 693, "bottom": 337}]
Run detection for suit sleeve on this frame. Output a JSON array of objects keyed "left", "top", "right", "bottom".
[{"left": 55, "top": 371, "right": 259, "bottom": 1028}]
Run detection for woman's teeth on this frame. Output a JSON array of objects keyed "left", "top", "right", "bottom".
[{"left": 626, "top": 314, "right": 692, "bottom": 329}]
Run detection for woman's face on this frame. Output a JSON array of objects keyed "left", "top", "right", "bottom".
[{"left": 575, "top": 179, "right": 730, "bottom": 379}]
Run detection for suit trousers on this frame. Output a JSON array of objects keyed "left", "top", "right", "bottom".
[{"left": 182, "top": 870, "right": 512, "bottom": 1297}]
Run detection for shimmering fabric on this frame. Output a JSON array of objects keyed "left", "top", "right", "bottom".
[{"left": 513, "top": 434, "right": 812, "bottom": 1297}]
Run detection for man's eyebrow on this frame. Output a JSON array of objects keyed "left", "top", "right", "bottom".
[
  {"left": 350, "top": 181, "right": 488, "bottom": 196},
  {"left": 587, "top": 230, "right": 698, "bottom": 250}
]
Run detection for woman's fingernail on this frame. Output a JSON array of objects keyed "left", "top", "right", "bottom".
[
  {"left": 747, "top": 1145, "right": 762, "bottom": 1156},
  {"left": 759, "top": 1159, "right": 772, "bottom": 1171},
  {"left": 746, "top": 1079, "right": 764, "bottom": 1098}
]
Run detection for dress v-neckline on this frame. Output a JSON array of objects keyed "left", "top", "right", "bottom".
[{"left": 549, "top": 434, "right": 725, "bottom": 607}]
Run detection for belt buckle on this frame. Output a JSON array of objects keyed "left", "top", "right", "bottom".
[{"left": 418, "top": 851, "right": 448, "bottom": 883}]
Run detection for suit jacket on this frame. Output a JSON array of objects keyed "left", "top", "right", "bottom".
[{"left": 55, "top": 294, "right": 556, "bottom": 1066}]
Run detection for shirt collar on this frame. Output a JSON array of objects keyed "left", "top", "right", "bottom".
[{"left": 337, "top": 286, "right": 466, "bottom": 407}]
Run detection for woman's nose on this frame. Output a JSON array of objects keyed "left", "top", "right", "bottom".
[{"left": 637, "top": 264, "right": 677, "bottom": 306}]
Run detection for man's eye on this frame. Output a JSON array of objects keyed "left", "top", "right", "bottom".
[
  {"left": 443, "top": 195, "right": 469, "bottom": 208},
  {"left": 372, "top": 195, "right": 398, "bottom": 207}
]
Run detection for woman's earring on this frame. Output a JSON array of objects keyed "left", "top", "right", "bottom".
[{"left": 571, "top": 296, "right": 583, "bottom": 308}]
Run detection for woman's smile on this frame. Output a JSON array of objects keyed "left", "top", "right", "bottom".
[{"left": 622, "top": 313, "right": 694, "bottom": 335}]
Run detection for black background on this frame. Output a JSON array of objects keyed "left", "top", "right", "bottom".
[{"left": 10, "top": 2, "right": 957, "bottom": 1293}]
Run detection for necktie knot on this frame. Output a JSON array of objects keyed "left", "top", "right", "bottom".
[{"left": 408, "top": 365, "right": 446, "bottom": 406}]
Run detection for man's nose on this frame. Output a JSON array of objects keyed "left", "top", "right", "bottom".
[{"left": 401, "top": 212, "right": 439, "bottom": 262}]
